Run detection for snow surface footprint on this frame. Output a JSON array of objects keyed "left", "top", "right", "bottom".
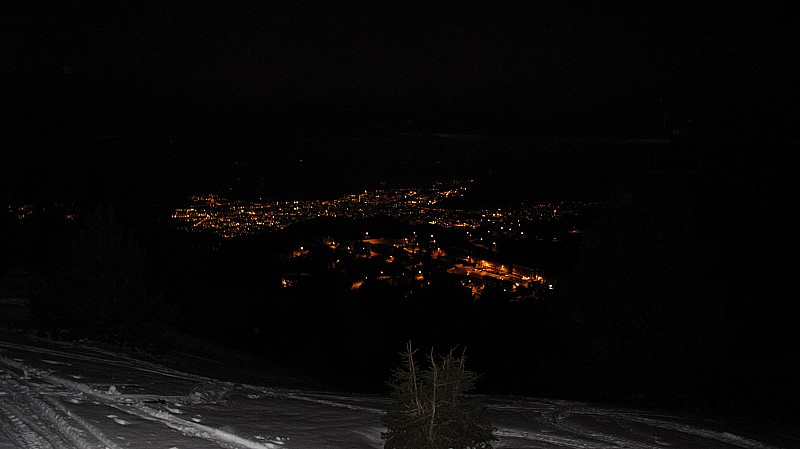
[
  {"left": 165, "top": 405, "right": 183, "bottom": 414},
  {"left": 107, "top": 414, "right": 132, "bottom": 425},
  {"left": 41, "top": 359, "right": 70, "bottom": 365},
  {"left": 255, "top": 435, "right": 286, "bottom": 445}
]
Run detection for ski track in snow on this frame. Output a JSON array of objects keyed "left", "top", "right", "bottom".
[
  {"left": 0, "top": 369, "right": 122, "bottom": 449},
  {"left": 2, "top": 338, "right": 797, "bottom": 449},
  {"left": 251, "top": 389, "right": 386, "bottom": 414},
  {"left": 486, "top": 398, "right": 786, "bottom": 449},
  {"left": 0, "top": 351, "right": 281, "bottom": 449},
  {"left": 0, "top": 340, "right": 210, "bottom": 383}
]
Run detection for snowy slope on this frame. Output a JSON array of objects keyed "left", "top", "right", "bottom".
[{"left": 1, "top": 332, "right": 798, "bottom": 449}]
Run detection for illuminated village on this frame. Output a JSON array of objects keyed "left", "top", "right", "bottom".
[{"left": 172, "top": 181, "right": 592, "bottom": 301}]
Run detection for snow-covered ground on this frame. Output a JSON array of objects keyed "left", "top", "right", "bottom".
[{"left": 1, "top": 331, "right": 798, "bottom": 449}]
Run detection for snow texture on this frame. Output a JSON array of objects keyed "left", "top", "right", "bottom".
[{"left": 1, "top": 332, "right": 798, "bottom": 449}]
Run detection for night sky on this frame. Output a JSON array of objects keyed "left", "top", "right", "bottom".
[{"left": 2, "top": 3, "right": 797, "bottom": 140}]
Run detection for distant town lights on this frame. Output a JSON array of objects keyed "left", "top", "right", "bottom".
[{"left": 171, "top": 181, "right": 590, "bottom": 240}]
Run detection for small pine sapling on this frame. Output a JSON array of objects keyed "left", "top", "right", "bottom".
[{"left": 382, "top": 342, "right": 496, "bottom": 449}]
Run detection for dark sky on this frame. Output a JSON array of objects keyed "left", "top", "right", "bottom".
[{"left": 2, "top": 3, "right": 797, "bottom": 139}]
